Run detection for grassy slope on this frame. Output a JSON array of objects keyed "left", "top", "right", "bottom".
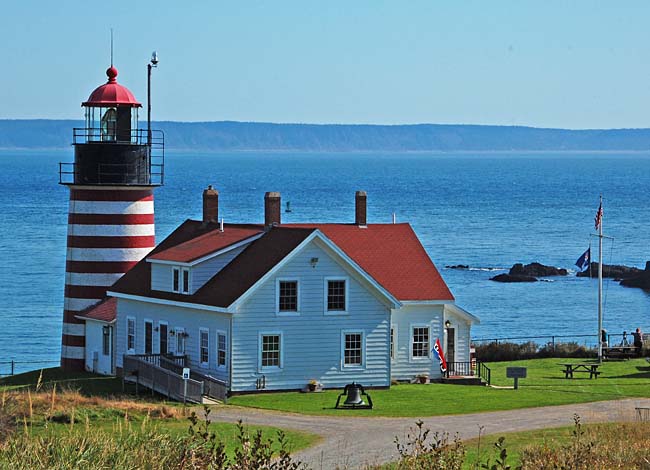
[
  {"left": 0, "top": 368, "right": 319, "bottom": 455},
  {"left": 228, "top": 358, "right": 650, "bottom": 417}
]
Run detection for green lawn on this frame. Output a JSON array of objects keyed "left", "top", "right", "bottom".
[{"left": 228, "top": 358, "right": 650, "bottom": 417}]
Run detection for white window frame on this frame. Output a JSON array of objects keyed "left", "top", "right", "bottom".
[
  {"left": 258, "top": 331, "right": 283, "bottom": 373},
  {"left": 172, "top": 266, "right": 191, "bottom": 294},
  {"left": 144, "top": 319, "right": 154, "bottom": 355},
  {"left": 340, "top": 329, "right": 365, "bottom": 370},
  {"left": 410, "top": 323, "right": 432, "bottom": 362},
  {"left": 126, "top": 316, "right": 136, "bottom": 354},
  {"left": 324, "top": 276, "right": 349, "bottom": 315},
  {"left": 199, "top": 328, "right": 209, "bottom": 368},
  {"left": 276, "top": 278, "right": 300, "bottom": 316},
  {"left": 390, "top": 324, "right": 397, "bottom": 361},
  {"left": 158, "top": 321, "right": 169, "bottom": 355},
  {"left": 217, "top": 330, "right": 227, "bottom": 369}
]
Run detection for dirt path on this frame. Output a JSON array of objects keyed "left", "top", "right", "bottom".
[{"left": 207, "top": 397, "right": 650, "bottom": 469}]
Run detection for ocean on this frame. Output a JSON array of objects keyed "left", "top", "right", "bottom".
[{"left": 2, "top": 149, "right": 650, "bottom": 373}]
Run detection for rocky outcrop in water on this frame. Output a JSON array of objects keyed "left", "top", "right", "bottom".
[
  {"left": 509, "top": 262, "right": 568, "bottom": 277},
  {"left": 620, "top": 262, "right": 650, "bottom": 289},
  {"left": 446, "top": 265, "right": 470, "bottom": 269},
  {"left": 490, "top": 273, "right": 538, "bottom": 283},
  {"left": 576, "top": 263, "right": 642, "bottom": 279}
]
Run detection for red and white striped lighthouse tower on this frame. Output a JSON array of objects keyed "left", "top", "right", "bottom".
[{"left": 59, "top": 64, "right": 164, "bottom": 370}]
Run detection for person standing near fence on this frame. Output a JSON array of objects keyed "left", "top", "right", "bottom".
[{"left": 632, "top": 328, "right": 644, "bottom": 356}]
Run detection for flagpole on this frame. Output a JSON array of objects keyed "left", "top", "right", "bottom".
[{"left": 598, "top": 195, "right": 603, "bottom": 363}]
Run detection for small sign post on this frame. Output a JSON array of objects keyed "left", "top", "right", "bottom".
[
  {"left": 506, "top": 367, "right": 527, "bottom": 390},
  {"left": 182, "top": 367, "right": 190, "bottom": 403}
]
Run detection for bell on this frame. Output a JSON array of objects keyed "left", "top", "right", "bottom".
[{"left": 343, "top": 382, "right": 365, "bottom": 406}]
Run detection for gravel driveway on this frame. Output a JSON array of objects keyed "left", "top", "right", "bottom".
[{"left": 207, "top": 397, "right": 650, "bottom": 469}]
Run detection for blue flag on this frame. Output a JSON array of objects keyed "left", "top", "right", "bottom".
[{"left": 575, "top": 248, "right": 590, "bottom": 271}]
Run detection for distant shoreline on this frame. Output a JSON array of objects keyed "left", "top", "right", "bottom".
[
  {"left": 3, "top": 119, "right": 650, "bottom": 153},
  {"left": 2, "top": 147, "right": 650, "bottom": 155}
]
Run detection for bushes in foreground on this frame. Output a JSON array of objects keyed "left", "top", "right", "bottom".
[
  {"left": 378, "top": 415, "right": 650, "bottom": 470},
  {"left": 475, "top": 341, "right": 595, "bottom": 362}
]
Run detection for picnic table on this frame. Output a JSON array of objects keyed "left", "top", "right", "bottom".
[
  {"left": 560, "top": 363, "right": 601, "bottom": 379},
  {"left": 602, "top": 346, "right": 639, "bottom": 360}
]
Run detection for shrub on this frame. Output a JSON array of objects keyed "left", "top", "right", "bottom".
[
  {"left": 475, "top": 341, "right": 596, "bottom": 362},
  {"left": 392, "top": 420, "right": 465, "bottom": 470}
]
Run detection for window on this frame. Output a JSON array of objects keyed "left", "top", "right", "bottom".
[
  {"left": 159, "top": 322, "right": 168, "bottom": 355},
  {"left": 172, "top": 267, "right": 190, "bottom": 294},
  {"left": 173, "top": 268, "right": 179, "bottom": 292},
  {"left": 260, "top": 334, "right": 282, "bottom": 370},
  {"left": 199, "top": 329, "right": 209, "bottom": 367},
  {"left": 176, "top": 328, "right": 186, "bottom": 354},
  {"left": 390, "top": 326, "right": 396, "bottom": 360},
  {"left": 217, "top": 332, "right": 227, "bottom": 368},
  {"left": 412, "top": 326, "right": 430, "bottom": 359},
  {"left": 102, "top": 326, "right": 111, "bottom": 356},
  {"left": 127, "top": 317, "right": 135, "bottom": 353},
  {"left": 278, "top": 280, "right": 298, "bottom": 313},
  {"left": 144, "top": 320, "right": 153, "bottom": 354},
  {"left": 342, "top": 331, "right": 364, "bottom": 367},
  {"left": 325, "top": 278, "right": 348, "bottom": 313},
  {"left": 183, "top": 269, "right": 190, "bottom": 294}
]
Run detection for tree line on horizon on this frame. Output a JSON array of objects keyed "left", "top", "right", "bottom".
[{"left": 2, "top": 119, "right": 650, "bottom": 152}]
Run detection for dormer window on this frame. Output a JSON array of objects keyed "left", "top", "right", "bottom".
[{"left": 172, "top": 267, "right": 190, "bottom": 294}]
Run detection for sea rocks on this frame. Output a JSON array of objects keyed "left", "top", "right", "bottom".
[
  {"left": 490, "top": 273, "right": 538, "bottom": 283},
  {"left": 620, "top": 261, "right": 650, "bottom": 289},
  {"left": 509, "top": 262, "right": 568, "bottom": 277},
  {"left": 576, "top": 262, "right": 643, "bottom": 279},
  {"left": 490, "top": 262, "right": 566, "bottom": 283},
  {"left": 446, "top": 264, "right": 470, "bottom": 269}
]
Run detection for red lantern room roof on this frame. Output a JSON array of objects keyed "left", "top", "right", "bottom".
[{"left": 82, "top": 66, "right": 142, "bottom": 108}]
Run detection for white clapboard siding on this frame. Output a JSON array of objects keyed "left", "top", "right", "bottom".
[
  {"left": 149, "top": 243, "right": 250, "bottom": 293},
  {"left": 115, "top": 299, "right": 231, "bottom": 383},
  {"left": 390, "top": 305, "right": 444, "bottom": 381},
  {"left": 230, "top": 242, "right": 391, "bottom": 392},
  {"left": 191, "top": 244, "right": 248, "bottom": 293}
]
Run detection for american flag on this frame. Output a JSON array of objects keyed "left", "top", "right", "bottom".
[{"left": 594, "top": 202, "right": 603, "bottom": 230}]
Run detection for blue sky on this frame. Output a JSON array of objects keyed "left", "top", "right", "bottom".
[{"left": 2, "top": 1, "right": 649, "bottom": 128}]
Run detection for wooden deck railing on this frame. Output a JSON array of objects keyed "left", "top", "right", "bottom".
[
  {"left": 123, "top": 354, "right": 229, "bottom": 402},
  {"left": 444, "top": 360, "right": 491, "bottom": 386},
  {"left": 123, "top": 355, "right": 204, "bottom": 403}
]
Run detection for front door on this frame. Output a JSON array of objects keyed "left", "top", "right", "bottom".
[
  {"left": 159, "top": 323, "right": 168, "bottom": 355},
  {"left": 144, "top": 321, "right": 153, "bottom": 354},
  {"left": 446, "top": 328, "right": 455, "bottom": 372}
]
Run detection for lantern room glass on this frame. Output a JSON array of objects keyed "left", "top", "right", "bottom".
[{"left": 84, "top": 106, "right": 139, "bottom": 143}]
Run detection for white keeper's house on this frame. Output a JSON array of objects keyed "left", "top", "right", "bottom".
[{"left": 77, "top": 189, "right": 479, "bottom": 393}]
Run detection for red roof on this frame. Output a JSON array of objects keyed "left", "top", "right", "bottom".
[
  {"left": 78, "top": 297, "right": 117, "bottom": 323},
  {"left": 82, "top": 66, "right": 142, "bottom": 108},
  {"left": 112, "top": 220, "right": 453, "bottom": 305},
  {"left": 149, "top": 224, "right": 263, "bottom": 263},
  {"left": 286, "top": 224, "right": 454, "bottom": 301}
]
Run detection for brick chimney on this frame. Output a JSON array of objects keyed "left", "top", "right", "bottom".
[
  {"left": 203, "top": 185, "right": 219, "bottom": 224},
  {"left": 264, "top": 192, "right": 281, "bottom": 227},
  {"left": 355, "top": 190, "right": 367, "bottom": 226}
]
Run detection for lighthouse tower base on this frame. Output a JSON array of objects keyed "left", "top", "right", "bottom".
[{"left": 61, "top": 187, "right": 155, "bottom": 370}]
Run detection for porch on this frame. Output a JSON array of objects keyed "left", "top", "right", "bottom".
[{"left": 440, "top": 361, "right": 491, "bottom": 386}]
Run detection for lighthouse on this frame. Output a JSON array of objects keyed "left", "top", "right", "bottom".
[{"left": 59, "top": 64, "right": 164, "bottom": 370}]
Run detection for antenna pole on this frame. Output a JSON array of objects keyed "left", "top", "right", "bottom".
[
  {"left": 147, "top": 62, "right": 152, "bottom": 147},
  {"left": 597, "top": 195, "right": 603, "bottom": 363},
  {"left": 110, "top": 29, "right": 114, "bottom": 67}
]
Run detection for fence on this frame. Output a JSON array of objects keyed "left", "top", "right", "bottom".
[
  {"left": 0, "top": 360, "right": 60, "bottom": 377},
  {"left": 471, "top": 334, "right": 600, "bottom": 350}
]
